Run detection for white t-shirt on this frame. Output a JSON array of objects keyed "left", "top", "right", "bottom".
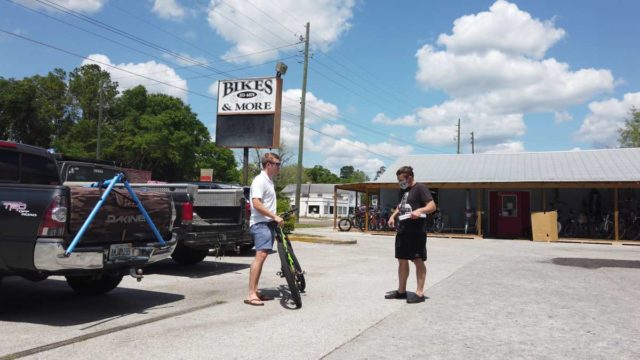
[{"left": 250, "top": 171, "right": 277, "bottom": 226}]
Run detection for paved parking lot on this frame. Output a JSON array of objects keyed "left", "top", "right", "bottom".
[{"left": 1, "top": 229, "right": 640, "bottom": 359}]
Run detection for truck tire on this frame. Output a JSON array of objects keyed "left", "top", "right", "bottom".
[
  {"left": 65, "top": 273, "right": 124, "bottom": 295},
  {"left": 171, "top": 244, "right": 208, "bottom": 265}
]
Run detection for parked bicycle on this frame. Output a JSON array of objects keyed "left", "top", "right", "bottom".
[
  {"left": 273, "top": 207, "right": 305, "bottom": 308},
  {"left": 428, "top": 209, "right": 445, "bottom": 233},
  {"left": 337, "top": 206, "right": 367, "bottom": 232}
]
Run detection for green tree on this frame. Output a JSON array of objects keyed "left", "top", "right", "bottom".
[
  {"left": 196, "top": 142, "right": 241, "bottom": 183},
  {"left": 114, "top": 93, "right": 209, "bottom": 181},
  {"left": 340, "top": 165, "right": 354, "bottom": 180},
  {"left": 0, "top": 70, "right": 68, "bottom": 147},
  {"left": 373, "top": 166, "right": 386, "bottom": 181},
  {"left": 68, "top": 64, "right": 118, "bottom": 123},
  {"left": 619, "top": 107, "right": 640, "bottom": 147},
  {"left": 275, "top": 164, "right": 309, "bottom": 192},
  {"left": 350, "top": 169, "right": 370, "bottom": 182},
  {"left": 305, "top": 165, "right": 340, "bottom": 183}
]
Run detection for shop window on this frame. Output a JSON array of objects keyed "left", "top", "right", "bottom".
[{"left": 501, "top": 194, "right": 517, "bottom": 217}]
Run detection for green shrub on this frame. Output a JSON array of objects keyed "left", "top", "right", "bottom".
[{"left": 277, "top": 197, "right": 295, "bottom": 234}]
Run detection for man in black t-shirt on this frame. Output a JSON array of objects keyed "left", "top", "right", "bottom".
[{"left": 386, "top": 166, "right": 436, "bottom": 304}]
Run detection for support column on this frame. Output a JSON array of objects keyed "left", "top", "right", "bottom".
[
  {"left": 333, "top": 187, "right": 338, "bottom": 230},
  {"left": 477, "top": 189, "right": 483, "bottom": 237},
  {"left": 614, "top": 188, "right": 619, "bottom": 241}
]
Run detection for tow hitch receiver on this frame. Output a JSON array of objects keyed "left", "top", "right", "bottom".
[{"left": 130, "top": 267, "right": 144, "bottom": 282}]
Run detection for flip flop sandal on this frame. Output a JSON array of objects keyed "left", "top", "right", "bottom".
[
  {"left": 244, "top": 298, "right": 264, "bottom": 306},
  {"left": 258, "top": 294, "right": 274, "bottom": 301},
  {"left": 384, "top": 290, "right": 408, "bottom": 299}
]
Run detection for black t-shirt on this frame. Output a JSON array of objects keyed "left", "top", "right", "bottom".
[{"left": 397, "top": 183, "right": 433, "bottom": 234}]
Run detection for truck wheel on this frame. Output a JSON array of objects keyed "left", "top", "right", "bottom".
[
  {"left": 65, "top": 273, "right": 123, "bottom": 295},
  {"left": 171, "top": 245, "right": 208, "bottom": 265}
]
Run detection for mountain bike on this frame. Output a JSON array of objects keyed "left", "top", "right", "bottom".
[{"left": 273, "top": 207, "right": 305, "bottom": 308}]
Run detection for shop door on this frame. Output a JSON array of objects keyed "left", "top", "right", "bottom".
[{"left": 489, "top": 191, "right": 531, "bottom": 238}]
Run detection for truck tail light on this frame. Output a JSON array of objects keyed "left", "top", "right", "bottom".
[
  {"left": 182, "top": 202, "right": 193, "bottom": 224},
  {"left": 38, "top": 195, "right": 67, "bottom": 237},
  {"left": 0, "top": 141, "right": 17, "bottom": 148},
  {"left": 245, "top": 202, "right": 251, "bottom": 220}
]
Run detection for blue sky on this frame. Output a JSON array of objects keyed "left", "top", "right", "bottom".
[{"left": 2, "top": 0, "right": 640, "bottom": 177}]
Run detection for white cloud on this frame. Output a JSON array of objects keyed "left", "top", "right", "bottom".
[
  {"left": 321, "top": 124, "right": 349, "bottom": 137},
  {"left": 380, "top": 99, "right": 525, "bottom": 148},
  {"left": 382, "top": 0, "right": 616, "bottom": 152},
  {"left": 437, "top": 0, "right": 565, "bottom": 59},
  {"left": 207, "top": 0, "right": 356, "bottom": 64},
  {"left": 372, "top": 112, "right": 417, "bottom": 126},
  {"left": 481, "top": 141, "right": 525, "bottom": 153},
  {"left": 17, "top": 0, "right": 106, "bottom": 13},
  {"left": 82, "top": 54, "right": 188, "bottom": 101},
  {"left": 279, "top": 89, "right": 403, "bottom": 176},
  {"left": 208, "top": 80, "right": 219, "bottom": 97},
  {"left": 554, "top": 111, "right": 572, "bottom": 123},
  {"left": 162, "top": 52, "right": 208, "bottom": 67},
  {"left": 152, "top": 0, "right": 186, "bottom": 20},
  {"left": 575, "top": 92, "right": 640, "bottom": 147}
]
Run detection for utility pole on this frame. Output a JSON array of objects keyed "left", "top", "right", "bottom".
[
  {"left": 294, "top": 22, "right": 310, "bottom": 223},
  {"left": 470, "top": 131, "right": 475, "bottom": 154},
  {"left": 97, "top": 79, "right": 104, "bottom": 160},
  {"left": 456, "top": 118, "right": 461, "bottom": 154}
]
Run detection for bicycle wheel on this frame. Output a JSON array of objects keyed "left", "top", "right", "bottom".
[
  {"left": 338, "top": 218, "right": 352, "bottom": 232},
  {"left": 286, "top": 240, "right": 306, "bottom": 292},
  {"left": 433, "top": 217, "right": 444, "bottom": 233},
  {"left": 277, "top": 239, "right": 302, "bottom": 308}
]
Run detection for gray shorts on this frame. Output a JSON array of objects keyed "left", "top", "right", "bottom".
[{"left": 250, "top": 222, "right": 275, "bottom": 251}]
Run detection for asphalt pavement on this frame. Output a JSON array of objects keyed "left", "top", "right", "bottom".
[{"left": 1, "top": 228, "right": 639, "bottom": 359}]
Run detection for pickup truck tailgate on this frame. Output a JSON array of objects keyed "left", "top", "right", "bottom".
[{"left": 68, "top": 187, "right": 173, "bottom": 243}]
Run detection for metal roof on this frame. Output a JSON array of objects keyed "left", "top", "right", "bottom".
[
  {"left": 281, "top": 183, "right": 350, "bottom": 195},
  {"left": 375, "top": 148, "right": 640, "bottom": 184}
]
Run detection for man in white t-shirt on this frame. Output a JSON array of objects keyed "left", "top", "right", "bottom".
[{"left": 245, "top": 152, "right": 284, "bottom": 306}]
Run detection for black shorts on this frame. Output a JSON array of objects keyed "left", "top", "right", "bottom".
[{"left": 395, "top": 232, "right": 427, "bottom": 261}]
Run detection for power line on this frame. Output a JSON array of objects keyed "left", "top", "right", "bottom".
[
  {"left": 217, "top": 0, "right": 296, "bottom": 46},
  {"left": 0, "top": 28, "right": 216, "bottom": 101},
  {"left": 281, "top": 93, "right": 450, "bottom": 154},
  {"left": 203, "top": 0, "right": 281, "bottom": 49},
  {"left": 280, "top": 112, "right": 394, "bottom": 161},
  {"left": 244, "top": 0, "right": 303, "bottom": 37},
  {"left": 317, "top": 51, "right": 424, "bottom": 111},
  {"left": 30, "top": 0, "right": 230, "bottom": 78}
]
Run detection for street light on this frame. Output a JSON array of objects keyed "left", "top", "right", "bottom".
[{"left": 276, "top": 62, "right": 288, "bottom": 78}]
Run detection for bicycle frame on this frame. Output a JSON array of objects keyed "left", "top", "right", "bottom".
[{"left": 275, "top": 226, "right": 296, "bottom": 270}]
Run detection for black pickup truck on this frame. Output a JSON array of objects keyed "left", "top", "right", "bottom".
[
  {"left": 0, "top": 141, "right": 177, "bottom": 294},
  {"left": 57, "top": 159, "right": 252, "bottom": 265}
]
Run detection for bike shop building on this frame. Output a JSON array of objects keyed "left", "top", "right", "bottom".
[{"left": 333, "top": 148, "right": 640, "bottom": 242}]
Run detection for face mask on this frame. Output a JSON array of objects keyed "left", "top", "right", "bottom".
[{"left": 399, "top": 180, "right": 409, "bottom": 190}]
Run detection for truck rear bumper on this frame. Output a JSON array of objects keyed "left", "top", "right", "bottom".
[
  {"left": 33, "top": 234, "right": 177, "bottom": 272},
  {"left": 182, "top": 230, "right": 238, "bottom": 249}
]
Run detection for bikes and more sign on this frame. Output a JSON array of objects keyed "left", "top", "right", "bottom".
[{"left": 215, "top": 77, "right": 282, "bottom": 148}]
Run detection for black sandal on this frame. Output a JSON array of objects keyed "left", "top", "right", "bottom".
[{"left": 384, "top": 290, "right": 407, "bottom": 299}]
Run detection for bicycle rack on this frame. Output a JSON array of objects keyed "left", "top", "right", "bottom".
[{"left": 64, "top": 172, "right": 168, "bottom": 257}]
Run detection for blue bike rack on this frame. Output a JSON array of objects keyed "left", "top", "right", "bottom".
[{"left": 64, "top": 173, "right": 167, "bottom": 256}]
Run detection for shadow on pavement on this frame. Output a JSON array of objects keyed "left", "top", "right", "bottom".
[
  {"left": 0, "top": 276, "right": 184, "bottom": 326},
  {"left": 254, "top": 286, "right": 302, "bottom": 310},
  {"left": 550, "top": 257, "right": 640, "bottom": 269},
  {"left": 145, "top": 258, "right": 250, "bottom": 278}
]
